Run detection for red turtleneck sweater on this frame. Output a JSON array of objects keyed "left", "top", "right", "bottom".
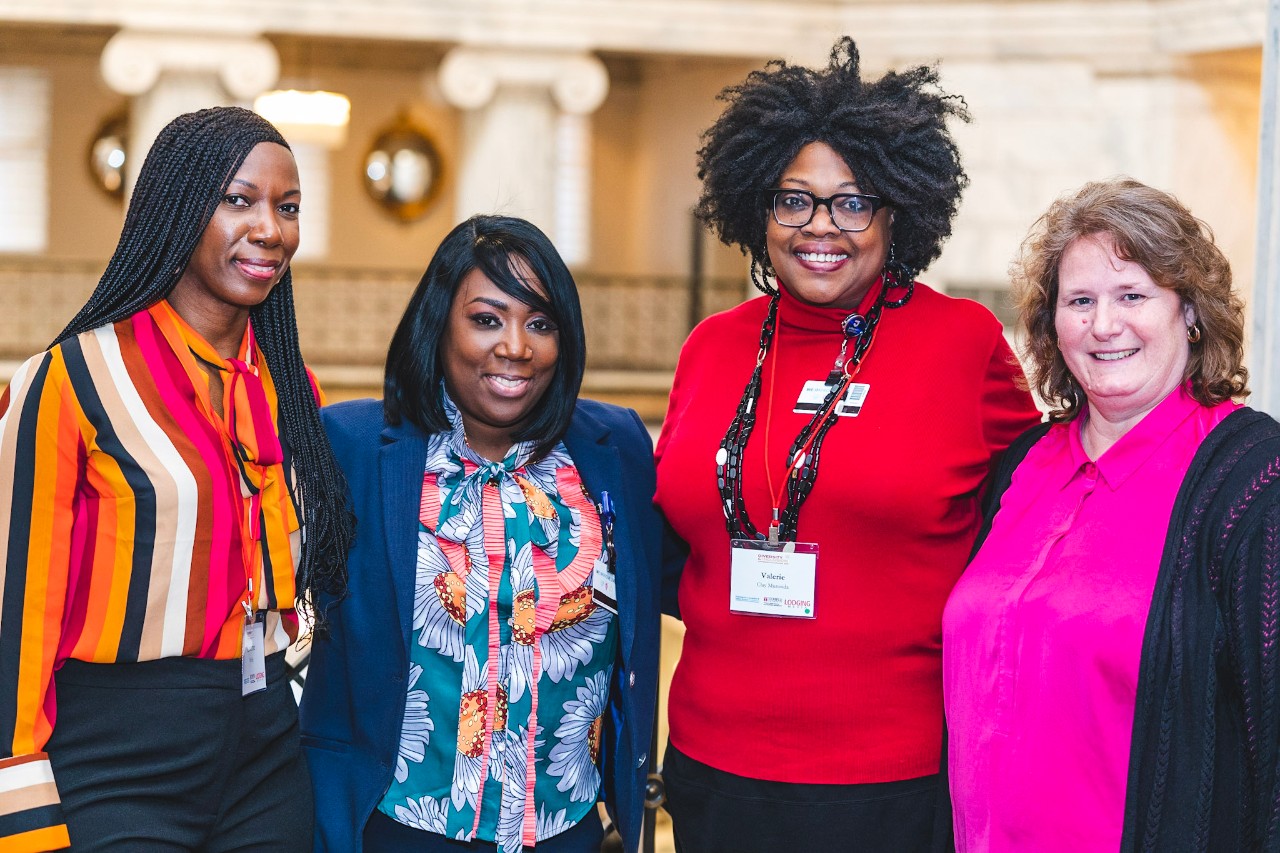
[{"left": 655, "top": 280, "right": 1040, "bottom": 783}]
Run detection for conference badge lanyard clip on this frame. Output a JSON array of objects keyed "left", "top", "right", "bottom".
[
  {"left": 591, "top": 490, "right": 619, "bottom": 615},
  {"left": 793, "top": 312, "right": 872, "bottom": 418},
  {"left": 240, "top": 488, "right": 268, "bottom": 697},
  {"left": 729, "top": 510, "right": 818, "bottom": 619},
  {"left": 241, "top": 578, "right": 267, "bottom": 696}
]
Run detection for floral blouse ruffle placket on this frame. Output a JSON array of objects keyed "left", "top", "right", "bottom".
[{"left": 379, "top": 397, "right": 617, "bottom": 852}]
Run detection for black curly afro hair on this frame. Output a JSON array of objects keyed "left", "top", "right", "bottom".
[{"left": 695, "top": 36, "right": 971, "bottom": 293}]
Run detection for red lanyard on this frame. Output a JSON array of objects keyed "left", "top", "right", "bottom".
[{"left": 226, "top": 326, "right": 266, "bottom": 617}]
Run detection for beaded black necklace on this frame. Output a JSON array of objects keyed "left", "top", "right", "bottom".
[{"left": 716, "top": 270, "right": 913, "bottom": 542}]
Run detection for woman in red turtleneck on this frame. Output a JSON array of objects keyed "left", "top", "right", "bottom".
[{"left": 654, "top": 37, "right": 1040, "bottom": 852}]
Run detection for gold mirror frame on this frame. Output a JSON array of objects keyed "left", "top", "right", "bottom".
[
  {"left": 88, "top": 112, "right": 128, "bottom": 200},
  {"left": 363, "top": 115, "right": 444, "bottom": 222}
]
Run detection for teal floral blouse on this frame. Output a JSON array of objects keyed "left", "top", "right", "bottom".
[{"left": 378, "top": 395, "right": 618, "bottom": 851}]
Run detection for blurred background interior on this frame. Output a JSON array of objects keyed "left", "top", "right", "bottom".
[{"left": 0, "top": 1, "right": 1273, "bottom": 848}]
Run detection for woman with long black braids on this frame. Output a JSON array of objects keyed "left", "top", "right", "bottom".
[
  {"left": 653, "top": 38, "right": 1040, "bottom": 851},
  {"left": 0, "top": 106, "right": 352, "bottom": 851}
]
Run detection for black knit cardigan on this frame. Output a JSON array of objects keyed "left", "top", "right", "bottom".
[{"left": 942, "top": 407, "right": 1280, "bottom": 853}]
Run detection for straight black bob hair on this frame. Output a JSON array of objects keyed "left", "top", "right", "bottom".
[{"left": 384, "top": 215, "right": 586, "bottom": 458}]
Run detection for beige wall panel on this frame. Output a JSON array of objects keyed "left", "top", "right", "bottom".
[
  {"left": 1170, "top": 49, "right": 1262, "bottom": 292},
  {"left": 319, "top": 66, "right": 459, "bottom": 272},
  {"left": 589, "top": 55, "right": 758, "bottom": 280},
  {"left": 52, "top": 55, "right": 125, "bottom": 263},
  {"left": 10, "top": 40, "right": 126, "bottom": 263},
  {"left": 589, "top": 70, "right": 643, "bottom": 275}
]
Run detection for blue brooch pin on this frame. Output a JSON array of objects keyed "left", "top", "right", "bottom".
[{"left": 843, "top": 313, "right": 867, "bottom": 337}]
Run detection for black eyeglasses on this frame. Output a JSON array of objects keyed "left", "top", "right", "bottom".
[{"left": 764, "top": 188, "right": 886, "bottom": 233}]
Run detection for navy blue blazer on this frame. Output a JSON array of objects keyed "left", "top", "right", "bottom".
[{"left": 300, "top": 397, "right": 664, "bottom": 853}]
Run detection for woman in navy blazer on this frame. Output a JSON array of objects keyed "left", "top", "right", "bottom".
[{"left": 300, "top": 216, "right": 666, "bottom": 853}]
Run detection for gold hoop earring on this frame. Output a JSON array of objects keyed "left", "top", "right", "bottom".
[{"left": 1187, "top": 323, "right": 1202, "bottom": 343}]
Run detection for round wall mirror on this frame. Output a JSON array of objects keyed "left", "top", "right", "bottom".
[
  {"left": 88, "top": 112, "right": 128, "bottom": 199},
  {"left": 363, "top": 116, "right": 443, "bottom": 222}
]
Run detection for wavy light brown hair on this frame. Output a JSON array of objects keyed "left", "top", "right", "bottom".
[{"left": 1012, "top": 177, "right": 1247, "bottom": 422}]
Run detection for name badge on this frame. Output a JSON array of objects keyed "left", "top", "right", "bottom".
[
  {"left": 729, "top": 539, "right": 818, "bottom": 618},
  {"left": 592, "top": 556, "right": 619, "bottom": 615},
  {"left": 241, "top": 610, "right": 267, "bottom": 696},
  {"left": 793, "top": 380, "right": 870, "bottom": 417}
]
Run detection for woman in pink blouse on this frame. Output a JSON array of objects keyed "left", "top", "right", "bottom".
[{"left": 941, "top": 178, "right": 1280, "bottom": 853}]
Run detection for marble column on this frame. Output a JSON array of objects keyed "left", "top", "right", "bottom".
[
  {"left": 437, "top": 46, "right": 608, "bottom": 265},
  {"left": 100, "top": 30, "right": 280, "bottom": 192}
]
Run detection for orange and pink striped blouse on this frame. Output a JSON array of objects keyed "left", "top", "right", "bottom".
[{"left": 0, "top": 300, "right": 311, "bottom": 852}]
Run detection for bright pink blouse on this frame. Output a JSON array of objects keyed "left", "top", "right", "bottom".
[{"left": 942, "top": 386, "right": 1238, "bottom": 852}]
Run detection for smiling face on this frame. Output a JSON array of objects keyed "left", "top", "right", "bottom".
[
  {"left": 440, "top": 263, "right": 560, "bottom": 462},
  {"left": 765, "top": 141, "right": 893, "bottom": 311},
  {"left": 1055, "top": 234, "right": 1194, "bottom": 432},
  {"left": 168, "top": 142, "right": 300, "bottom": 349}
]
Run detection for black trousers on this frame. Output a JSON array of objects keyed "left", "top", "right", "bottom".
[
  {"left": 363, "top": 807, "right": 605, "bottom": 853},
  {"left": 46, "top": 651, "right": 312, "bottom": 852},
  {"left": 662, "top": 744, "right": 938, "bottom": 853}
]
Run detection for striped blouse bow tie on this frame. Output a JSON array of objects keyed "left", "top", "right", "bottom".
[
  {"left": 184, "top": 320, "right": 285, "bottom": 491},
  {"left": 221, "top": 349, "right": 284, "bottom": 474}
]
